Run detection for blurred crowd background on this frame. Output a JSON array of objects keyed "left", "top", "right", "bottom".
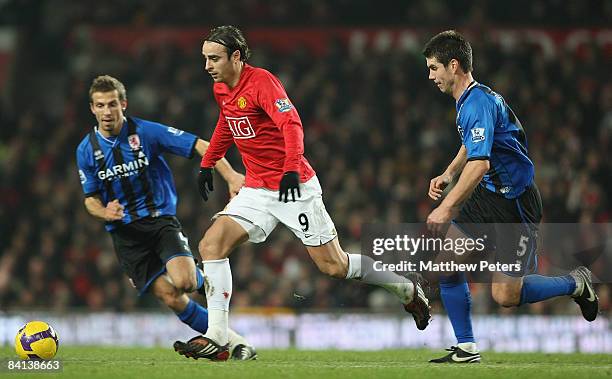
[{"left": 0, "top": 1, "right": 610, "bottom": 318}]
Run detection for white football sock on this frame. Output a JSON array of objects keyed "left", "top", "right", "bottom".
[
  {"left": 202, "top": 258, "right": 232, "bottom": 345},
  {"left": 346, "top": 253, "right": 362, "bottom": 279},
  {"left": 345, "top": 253, "right": 414, "bottom": 304},
  {"left": 206, "top": 309, "right": 228, "bottom": 345},
  {"left": 571, "top": 273, "right": 584, "bottom": 297},
  {"left": 457, "top": 342, "right": 479, "bottom": 353}
]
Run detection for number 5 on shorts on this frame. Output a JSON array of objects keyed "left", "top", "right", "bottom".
[{"left": 516, "top": 235, "right": 529, "bottom": 257}]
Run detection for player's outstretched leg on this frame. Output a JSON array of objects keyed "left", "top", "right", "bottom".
[
  {"left": 306, "top": 238, "right": 431, "bottom": 330},
  {"left": 347, "top": 252, "right": 431, "bottom": 330},
  {"left": 496, "top": 267, "right": 598, "bottom": 321}
]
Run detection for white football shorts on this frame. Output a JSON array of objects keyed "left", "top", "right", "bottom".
[{"left": 214, "top": 176, "right": 337, "bottom": 246}]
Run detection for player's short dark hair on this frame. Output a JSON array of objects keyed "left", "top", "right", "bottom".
[
  {"left": 422, "top": 30, "right": 473, "bottom": 73},
  {"left": 89, "top": 75, "right": 127, "bottom": 102},
  {"left": 205, "top": 25, "right": 251, "bottom": 61}
]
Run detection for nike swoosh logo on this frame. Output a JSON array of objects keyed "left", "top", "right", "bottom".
[
  {"left": 586, "top": 287, "right": 596, "bottom": 302},
  {"left": 451, "top": 353, "right": 478, "bottom": 362}
]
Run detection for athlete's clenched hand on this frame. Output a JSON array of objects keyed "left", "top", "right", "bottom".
[
  {"left": 198, "top": 167, "right": 214, "bottom": 201},
  {"left": 278, "top": 171, "right": 300, "bottom": 203}
]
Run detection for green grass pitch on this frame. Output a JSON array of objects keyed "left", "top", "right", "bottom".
[{"left": 1, "top": 347, "right": 610, "bottom": 379}]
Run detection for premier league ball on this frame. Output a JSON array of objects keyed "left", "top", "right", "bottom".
[{"left": 14, "top": 321, "right": 59, "bottom": 360}]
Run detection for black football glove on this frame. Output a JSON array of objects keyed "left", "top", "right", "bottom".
[
  {"left": 278, "top": 171, "right": 301, "bottom": 203},
  {"left": 198, "top": 167, "right": 214, "bottom": 201}
]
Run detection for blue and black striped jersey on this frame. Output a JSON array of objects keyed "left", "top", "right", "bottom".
[
  {"left": 456, "top": 82, "right": 534, "bottom": 199},
  {"left": 76, "top": 117, "right": 198, "bottom": 231}
]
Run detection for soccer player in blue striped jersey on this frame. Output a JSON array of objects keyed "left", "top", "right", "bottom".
[
  {"left": 422, "top": 31, "right": 599, "bottom": 363},
  {"left": 76, "top": 75, "right": 256, "bottom": 360}
]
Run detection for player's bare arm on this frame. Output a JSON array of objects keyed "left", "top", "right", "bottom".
[
  {"left": 427, "top": 159, "right": 489, "bottom": 234},
  {"left": 441, "top": 159, "right": 489, "bottom": 209},
  {"left": 84, "top": 196, "right": 124, "bottom": 222},
  {"left": 429, "top": 145, "right": 467, "bottom": 200},
  {"left": 194, "top": 139, "right": 244, "bottom": 197}
]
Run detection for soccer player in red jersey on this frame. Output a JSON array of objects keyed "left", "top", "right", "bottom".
[{"left": 174, "top": 26, "right": 431, "bottom": 360}]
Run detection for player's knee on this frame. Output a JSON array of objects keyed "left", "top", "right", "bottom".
[
  {"left": 198, "top": 236, "right": 224, "bottom": 260},
  {"left": 492, "top": 285, "right": 521, "bottom": 307},
  {"left": 171, "top": 275, "right": 197, "bottom": 293}
]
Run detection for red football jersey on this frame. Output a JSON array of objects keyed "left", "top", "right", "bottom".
[{"left": 201, "top": 64, "right": 315, "bottom": 190}]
